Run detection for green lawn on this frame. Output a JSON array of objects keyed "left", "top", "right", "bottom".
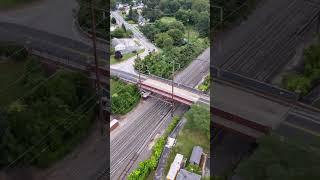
[
  {"left": 110, "top": 49, "right": 144, "bottom": 65},
  {"left": 160, "top": 17, "right": 176, "bottom": 24},
  {"left": 0, "top": 59, "right": 27, "bottom": 107},
  {"left": 0, "top": 0, "right": 36, "bottom": 9},
  {"left": 164, "top": 126, "right": 210, "bottom": 175}
]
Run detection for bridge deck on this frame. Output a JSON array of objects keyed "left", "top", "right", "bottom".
[
  {"left": 141, "top": 79, "right": 200, "bottom": 103},
  {"left": 213, "top": 81, "right": 290, "bottom": 129}
]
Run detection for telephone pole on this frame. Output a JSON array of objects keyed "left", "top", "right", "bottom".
[
  {"left": 171, "top": 61, "right": 175, "bottom": 117},
  {"left": 90, "top": 0, "right": 104, "bottom": 135}
]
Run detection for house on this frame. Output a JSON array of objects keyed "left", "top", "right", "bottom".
[
  {"left": 176, "top": 169, "right": 201, "bottom": 180},
  {"left": 189, "top": 146, "right": 203, "bottom": 166},
  {"left": 111, "top": 38, "right": 141, "bottom": 54},
  {"left": 167, "top": 154, "right": 184, "bottom": 180}
]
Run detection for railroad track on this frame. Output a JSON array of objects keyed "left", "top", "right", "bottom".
[
  {"left": 109, "top": 100, "right": 172, "bottom": 179},
  {"left": 213, "top": 0, "right": 319, "bottom": 82}
]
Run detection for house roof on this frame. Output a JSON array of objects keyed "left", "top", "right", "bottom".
[
  {"left": 189, "top": 146, "right": 203, "bottom": 165},
  {"left": 167, "top": 154, "right": 183, "bottom": 180},
  {"left": 176, "top": 169, "right": 201, "bottom": 180}
]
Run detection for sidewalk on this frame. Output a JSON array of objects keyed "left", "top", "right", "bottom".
[{"left": 154, "top": 117, "right": 187, "bottom": 180}]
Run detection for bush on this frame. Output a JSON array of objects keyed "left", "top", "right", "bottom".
[
  {"left": 283, "top": 36, "right": 320, "bottom": 95},
  {"left": 186, "top": 164, "right": 202, "bottom": 175},
  {"left": 111, "top": 78, "right": 140, "bottom": 115}
]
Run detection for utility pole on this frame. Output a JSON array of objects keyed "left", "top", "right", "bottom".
[
  {"left": 90, "top": 0, "right": 104, "bottom": 135},
  {"left": 171, "top": 60, "right": 175, "bottom": 117},
  {"left": 137, "top": 53, "right": 141, "bottom": 90}
]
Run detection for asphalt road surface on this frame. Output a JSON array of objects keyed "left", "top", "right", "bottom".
[{"left": 212, "top": 0, "right": 320, "bottom": 82}]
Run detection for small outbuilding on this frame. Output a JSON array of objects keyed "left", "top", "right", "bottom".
[
  {"left": 189, "top": 146, "right": 203, "bottom": 166},
  {"left": 176, "top": 169, "right": 201, "bottom": 180},
  {"left": 167, "top": 154, "right": 184, "bottom": 180}
]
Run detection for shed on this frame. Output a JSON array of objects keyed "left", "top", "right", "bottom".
[
  {"left": 189, "top": 146, "right": 203, "bottom": 165},
  {"left": 176, "top": 169, "right": 201, "bottom": 180},
  {"left": 166, "top": 154, "right": 183, "bottom": 180}
]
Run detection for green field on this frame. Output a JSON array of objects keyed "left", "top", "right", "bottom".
[
  {"left": 0, "top": 0, "right": 36, "bottom": 9},
  {"left": 0, "top": 60, "right": 27, "bottom": 107}
]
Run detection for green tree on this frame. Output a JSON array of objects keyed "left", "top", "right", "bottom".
[
  {"left": 155, "top": 33, "right": 173, "bottom": 48},
  {"left": 167, "top": 29, "right": 184, "bottom": 45},
  {"left": 196, "top": 11, "right": 209, "bottom": 37},
  {"left": 185, "top": 104, "right": 210, "bottom": 138}
]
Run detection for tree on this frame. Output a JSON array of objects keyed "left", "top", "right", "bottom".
[
  {"left": 191, "top": 0, "right": 209, "bottom": 13},
  {"left": 175, "top": 9, "right": 191, "bottom": 25},
  {"left": 140, "top": 24, "right": 160, "bottom": 41},
  {"left": 167, "top": 29, "right": 184, "bottom": 45},
  {"left": 196, "top": 11, "right": 209, "bottom": 37},
  {"left": 155, "top": 33, "right": 173, "bottom": 48},
  {"left": 185, "top": 104, "right": 210, "bottom": 138}
]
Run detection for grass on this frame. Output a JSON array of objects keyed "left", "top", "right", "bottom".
[
  {"left": 0, "top": 0, "right": 36, "bottom": 9},
  {"left": 164, "top": 126, "right": 210, "bottom": 175},
  {"left": 0, "top": 59, "right": 27, "bottom": 107},
  {"left": 160, "top": 17, "right": 176, "bottom": 24},
  {"left": 110, "top": 49, "right": 144, "bottom": 65}
]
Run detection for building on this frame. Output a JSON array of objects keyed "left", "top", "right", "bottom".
[
  {"left": 189, "top": 146, "right": 203, "bottom": 166},
  {"left": 176, "top": 169, "right": 201, "bottom": 180},
  {"left": 167, "top": 154, "right": 184, "bottom": 180},
  {"left": 111, "top": 38, "right": 141, "bottom": 54}
]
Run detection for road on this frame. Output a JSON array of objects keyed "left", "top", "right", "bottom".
[
  {"left": 212, "top": 0, "right": 320, "bottom": 82},
  {"left": 110, "top": 11, "right": 157, "bottom": 75},
  {"left": 111, "top": 11, "right": 158, "bottom": 52}
]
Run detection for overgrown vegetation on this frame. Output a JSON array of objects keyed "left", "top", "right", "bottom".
[
  {"left": 128, "top": 116, "right": 181, "bottom": 179},
  {"left": 135, "top": 40, "right": 208, "bottom": 78},
  {"left": 0, "top": 56, "right": 95, "bottom": 168},
  {"left": 141, "top": 0, "right": 209, "bottom": 37},
  {"left": 140, "top": 18, "right": 186, "bottom": 47},
  {"left": 186, "top": 164, "right": 202, "bottom": 175},
  {"left": 283, "top": 37, "right": 320, "bottom": 95},
  {"left": 164, "top": 104, "right": 210, "bottom": 175},
  {"left": 78, "top": 0, "right": 109, "bottom": 39},
  {"left": 111, "top": 77, "right": 140, "bottom": 115},
  {"left": 236, "top": 135, "right": 320, "bottom": 180},
  {"left": 135, "top": 0, "right": 209, "bottom": 78},
  {"left": 198, "top": 75, "right": 210, "bottom": 92},
  {"left": 111, "top": 24, "right": 133, "bottom": 38}
]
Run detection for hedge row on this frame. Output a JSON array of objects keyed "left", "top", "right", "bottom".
[{"left": 127, "top": 116, "right": 181, "bottom": 179}]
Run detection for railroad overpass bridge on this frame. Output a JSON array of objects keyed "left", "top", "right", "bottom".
[{"left": 2, "top": 22, "right": 319, "bottom": 141}]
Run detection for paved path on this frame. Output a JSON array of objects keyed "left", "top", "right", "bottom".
[{"left": 154, "top": 118, "right": 187, "bottom": 180}]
